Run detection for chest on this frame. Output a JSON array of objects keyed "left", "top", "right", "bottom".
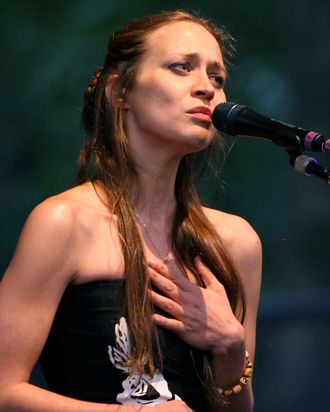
[{"left": 73, "top": 214, "right": 197, "bottom": 286}]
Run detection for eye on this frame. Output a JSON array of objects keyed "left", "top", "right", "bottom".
[
  {"left": 169, "top": 62, "right": 191, "bottom": 73},
  {"left": 210, "top": 74, "right": 226, "bottom": 89}
]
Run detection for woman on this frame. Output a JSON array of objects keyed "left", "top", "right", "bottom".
[{"left": 0, "top": 10, "right": 262, "bottom": 412}]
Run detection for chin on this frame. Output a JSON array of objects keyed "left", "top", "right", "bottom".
[
  {"left": 183, "top": 138, "right": 213, "bottom": 155},
  {"left": 189, "top": 131, "right": 214, "bottom": 151}
]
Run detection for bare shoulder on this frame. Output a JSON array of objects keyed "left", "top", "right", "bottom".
[
  {"left": 24, "top": 182, "right": 99, "bottom": 238},
  {"left": 6, "top": 184, "right": 100, "bottom": 282},
  {"left": 203, "top": 207, "right": 261, "bottom": 250},
  {"left": 23, "top": 190, "right": 82, "bottom": 246},
  {"left": 29, "top": 194, "right": 77, "bottom": 231},
  {"left": 202, "top": 206, "right": 262, "bottom": 278}
]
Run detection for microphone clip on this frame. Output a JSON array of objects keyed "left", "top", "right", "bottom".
[{"left": 272, "top": 130, "right": 302, "bottom": 152}]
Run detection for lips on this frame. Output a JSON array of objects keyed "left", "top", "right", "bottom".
[{"left": 186, "top": 106, "right": 212, "bottom": 123}]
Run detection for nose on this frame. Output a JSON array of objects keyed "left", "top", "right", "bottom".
[{"left": 191, "top": 72, "right": 215, "bottom": 101}]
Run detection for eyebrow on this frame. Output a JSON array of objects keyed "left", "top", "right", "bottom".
[{"left": 169, "top": 52, "right": 227, "bottom": 74}]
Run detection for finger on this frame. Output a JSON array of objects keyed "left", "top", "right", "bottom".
[
  {"left": 148, "top": 262, "right": 192, "bottom": 292},
  {"left": 194, "top": 256, "right": 218, "bottom": 287},
  {"left": 148, "top": 259, "right": 169, "bottom": 277},
  {"left": 149, "top": 289, "right": 184, "bottom": 318},
  {"left": 152, "top": 313, "right": 185, "bottom": 334},
  {"left": 148, "top": 267, "right": 182, "bottom": 299}
]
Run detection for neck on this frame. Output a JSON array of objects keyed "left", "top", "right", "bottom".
[
  {"left": 129, "top": 159, "right": 180, "bottom": 222},
  {"left": 128, "top": 165, "right": 179, "bottom": 264}
]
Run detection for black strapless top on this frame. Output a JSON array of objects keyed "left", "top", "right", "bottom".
[{"left": 40, "top": 280, "right": 208, "bottom": 411}]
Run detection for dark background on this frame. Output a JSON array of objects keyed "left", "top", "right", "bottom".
[{"left": 1, "top": 1, "right": 329, "bottom": 411}]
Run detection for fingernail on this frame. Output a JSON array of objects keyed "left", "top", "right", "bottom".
[{"left": 148, "top": 259, "right": 156, "bottom": 266}]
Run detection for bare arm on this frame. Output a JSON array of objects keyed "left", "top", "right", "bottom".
[{"left": 0, "top": 199, "right": 192, "bottom": 412}]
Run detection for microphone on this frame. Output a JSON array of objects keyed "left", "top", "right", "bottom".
[{"left": 212, "top": 102, "right": 330, "bottom": 155}]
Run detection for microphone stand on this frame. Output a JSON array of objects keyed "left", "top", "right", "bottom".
[{"left": 270, "top": 131, "right": 330, "bottom": 185}]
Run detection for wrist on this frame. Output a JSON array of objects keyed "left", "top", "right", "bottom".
[
  {"left": 210, "top": 324, "right": 246, "bottom": 390},
  {"left": 217, "top": 350, "right": 253, "bottom": 398},
  {"left": 210, "top": 321, "right": 245, "bottom": 358}
]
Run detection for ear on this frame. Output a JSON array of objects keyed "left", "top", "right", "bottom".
[
  {"left": 106, "top": 74, "right": 128, "bottom": 108},
  {"left": 105, "top": 73, "right": 119, "bottom": 89}
]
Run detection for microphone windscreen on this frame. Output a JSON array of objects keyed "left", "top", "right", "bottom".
[{"left": 212, "top": 102, "right": 244, "bottom": 135}]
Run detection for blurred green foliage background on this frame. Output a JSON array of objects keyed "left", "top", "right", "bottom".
[{"left": 1, "top": 1, "right": 329, "bottom": 411}]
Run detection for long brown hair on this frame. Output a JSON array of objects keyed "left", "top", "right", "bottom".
[{"left": 78, "top": 10, "right": 245, "bottom": 405}]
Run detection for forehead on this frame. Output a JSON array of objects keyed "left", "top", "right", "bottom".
[{"left": 144, "top": 21, "right": 223, "bottom": 64}]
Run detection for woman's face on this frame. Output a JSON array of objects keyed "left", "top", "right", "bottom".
[{"left": 124, "top": 21, "right": 227, "bottom": 156}]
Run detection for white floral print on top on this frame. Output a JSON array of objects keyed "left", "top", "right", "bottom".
[{"left": 108, "top": 317, "right": 181, "bottom": 406}]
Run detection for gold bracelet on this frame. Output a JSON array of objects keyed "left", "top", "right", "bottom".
[{"left": 217, "top": 350, "right": 253, "bottom": 397}]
